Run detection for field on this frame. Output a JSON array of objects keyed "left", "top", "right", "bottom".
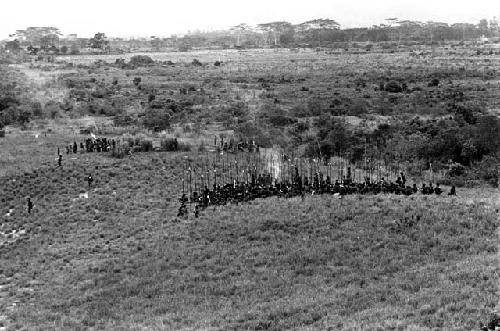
[{"left": 0, "top": 47, "right": 499, "bottom": 331}]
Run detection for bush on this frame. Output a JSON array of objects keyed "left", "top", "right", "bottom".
[
  {"left": 110, "top": 143, "right": 131, "bottom": 158},
  {"left": 476, "top": 154, "right": 499, "bottom": 187},
  {"left": 160, "top": 138, "right": 179, "bottom": 151},
  {"left": 192, "top": 59, "right": 202, "bottom": 66},
  {"left": 0, "top": 129, "right": 5, "bottom": 137},
  {"left": 140, "top": 139, "right": 153, "bottom": 152},
  {"left": 384, "top": 81, "right": 403, "bottom": 93},
  {"left": 129, "top": 55, "right": 154, "bottom": 66},
  {"left": 143, "top": 108, "right": 171, "bottom": 131}
]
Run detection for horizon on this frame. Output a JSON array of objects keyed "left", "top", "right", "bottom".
[{"left": 1, "top": 0, "right": 499, "bottom": 39}]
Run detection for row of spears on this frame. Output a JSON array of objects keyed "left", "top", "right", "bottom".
[{"left": 177, "top": 150, "right": 456, "bottom": 217}]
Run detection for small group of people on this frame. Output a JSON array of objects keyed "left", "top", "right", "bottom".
[{"left": 62, "top": 137, "right": 117, "bottom": 155}]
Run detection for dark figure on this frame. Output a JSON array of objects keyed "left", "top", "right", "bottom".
[
  {"left": 87, "top": 174, "right": 94, "bottom": 188},
  {"left": 434, "top": 184, "right": 442, "bottom": 195},
  {"left": 58, "top": 154, "right": 62, "bottom": 167},
  {"left": 57, "top": 147, "right": 60, "bottom": 155},
  {"left": 396, "top": 177, "right": 402, "bottom": 186},
  {"left": 400, "top": 172, "right": 406, "bottom": 186},
  {"left": 448, "top": 186, "right": 456, "bottom": 196},
  {"left": 73, "top": 141, "right": 77, "bottom": 154},
  {"left": 177, "top": 203, "right": 188, "bottom": 217},
  {"left": 179, "top": 194, "right": 188, "bottom": 203},
  {"left": 412, "top": 183, "right": 418, "bottom": 193},
  {"left": 27, "top": 197, "right": 33, "bottom": 214},
  {"left": 194, "top": 205, "right": 200, "bottom": 218}
]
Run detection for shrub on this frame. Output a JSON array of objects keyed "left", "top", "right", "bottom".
[
  {"left": 143, "top": 108, "right": 171, "bottom": 131},
  {"left": 140, "top": 139, "right": 153, "bottom": 152},
  {"left": 384, "top": 81, "right": 403, "bottom": 93},
  {"left": 0, "top": 129, "right": 5, "bottom": 137},
  {"left": 110, "top": 143, "right": 131, "bottom": 158},
  {"left": 192, "top": 59, "right": 202, "bottom": 66},
  {"left": 129, "top": 55, "right": 154, "bottom": 66},
  {"left": 160, "top": 138, "right": 179, "bottom": 151}
]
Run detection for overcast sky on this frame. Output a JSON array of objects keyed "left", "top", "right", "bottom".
[{"left": 1, "top": 0, "right": 499, "bottom": 38}]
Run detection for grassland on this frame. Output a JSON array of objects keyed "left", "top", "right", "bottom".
[
  {"left": 0, "top": 127, "right": 498, "bottom": 331},
  {"left": 0, "top": 47, "right": 499, "bottom": 330}
]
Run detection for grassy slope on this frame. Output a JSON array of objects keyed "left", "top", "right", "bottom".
[{"left": 0, "top": 131, "right": 498, "bottom": 331}]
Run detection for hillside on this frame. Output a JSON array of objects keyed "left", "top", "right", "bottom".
[{"left": 0, "top": 129, "right": 498, "bottom": 330}]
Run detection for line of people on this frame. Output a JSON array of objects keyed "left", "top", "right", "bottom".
[{"left": 178, "top": 168, "right": 456, "bottom": 217}]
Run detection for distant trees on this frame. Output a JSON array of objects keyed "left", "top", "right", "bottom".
[
  {"left": 296, "top": 19, "right": 341, "bottom": 46},
  {"left": 89, "top": 32, "right": 109, "bottom": 51},
  {"left": 230, "top": 23, "right": 252, "bottom": 46},
  {"left": 258, "top": 21, "right": 293, "bottom": 47},
  {"left": 4, "top": 40, "right": 21, "bottom": 53},
  {"left": 13, "top": 27, "right": 61, "bottom": 48}
]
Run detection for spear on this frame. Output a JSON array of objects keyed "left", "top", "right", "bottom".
[
  {"left": 235, "top": 159, "right": 239, "bottom": 183},
  {"left": 189, "top": 166, "right": 192, "bottom": 203}
]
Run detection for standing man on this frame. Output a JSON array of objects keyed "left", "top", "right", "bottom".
[
  {"left": 58, "top": 154, "right": 62, "bottom": 167},
  {"left": 27, "top": 197, "right": 33, "bottom": 214},
  {"left": 87, "top": 174, "right": 94, "bottom": 188}
]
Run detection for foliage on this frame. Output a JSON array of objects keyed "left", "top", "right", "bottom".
[
  {"left": 143, "top": 107, "right": 171, "bottom": 131},
  {"left": 129, "top": 55, "right": 154, "bottom": 66},
  {"left": 88, "top": 32, "right": 109, "bottom": 51}
]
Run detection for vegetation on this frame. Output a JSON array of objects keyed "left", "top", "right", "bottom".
[
  {"left": 0, "top": 136, "right": 498, "bottom": 330},
  {"left": 0, "top": 23, "right": 498, "bottom": 330}
]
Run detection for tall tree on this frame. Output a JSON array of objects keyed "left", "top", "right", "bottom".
[
  {"left": 257, "top": 21, "right": 293, "bottom": 47},
  {"left": 14, "top": 26, "right": 62, "bottom": 48},
  {"left": 230, "top": 23, "right": 252, "bottom": 46},
  {"left": 296, "top": 18, "right": 340, "bottom": 46},
  {"left": 478, "top": 19, "right": 489, "bottom": 36},
  {"left": 89, "top": 32, "right": 109, "bottom": 51}
]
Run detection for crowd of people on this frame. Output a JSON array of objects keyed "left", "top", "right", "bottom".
[
  {"left": 177, "top": 167, "right": 456, "bottom": 217},
  {"left": 61, "top": 137, "right": 117, "bottom": 155}
]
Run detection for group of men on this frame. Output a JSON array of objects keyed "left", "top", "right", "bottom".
[
  {"left": 178, "top": 168, "right": 456, "bottom": 217},
  {"left": 63, "top": 137, "right": 117, "bottom": 155}
]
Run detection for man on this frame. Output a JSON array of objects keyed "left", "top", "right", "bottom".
[
  {"left": 448, "top": 185, "right": 456, "bottom": 196},
  {"left": 434, "top": 183, "right": 442, "bottom": 195},
  {"left": 73, "top": 141, "right": 77, "bottom": 154},
  {"left": 87, "top": 174, "right": 94, "bottom": 188},
  {"left": 58, "top": 154, "right": 62, "bottom": 167},
  {"left": 27, "top": 197, "right": 33, "bottom": 214},
  {"left": 400, "top": 172, "right": 406, "bottom": 186},
  {"left": 412, "top": 183, "right": 418, "bottom": 194},
  {"left": 177, "top": 202, "right": 188, "bottom": 217}
]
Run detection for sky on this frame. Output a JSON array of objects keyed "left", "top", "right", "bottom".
[{"left": 1, "top": 0, "right": 499, "bottom": 39}]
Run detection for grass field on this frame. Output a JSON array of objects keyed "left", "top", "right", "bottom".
[
  {"left": 0, "top": 127, "right": 498, "bottom": 331},
  {"left": 1, "top": 46, "right": 499, "bottom": 330}
]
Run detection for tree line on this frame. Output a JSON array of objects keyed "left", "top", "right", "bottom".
[{"left": 2, "top": 17, "right": 500, "bottom": 55}]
